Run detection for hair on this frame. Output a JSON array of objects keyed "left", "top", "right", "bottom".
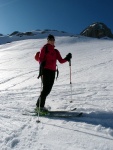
[{"left": 47, "top": 34, "right": 55, "bottom": 41}]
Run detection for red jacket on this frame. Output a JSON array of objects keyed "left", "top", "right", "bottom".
[{"left": 39, "top": 43, "right": 67, "bottom": 71}]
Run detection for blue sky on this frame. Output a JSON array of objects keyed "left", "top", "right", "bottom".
[{"left": 0, "top": 0, "right": 113, "bottom": 35}]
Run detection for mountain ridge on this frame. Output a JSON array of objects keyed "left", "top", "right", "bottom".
[{"left": 0, "top": 29, "right": 74, "bottom": 45}]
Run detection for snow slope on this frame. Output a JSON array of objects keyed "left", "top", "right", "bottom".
[{"left": 0, "top": 35, "right": 113, "bottom": 150}]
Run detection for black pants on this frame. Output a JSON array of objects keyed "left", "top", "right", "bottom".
[{"left": 36, "top": 69, "right": 55, "bottom": 107}]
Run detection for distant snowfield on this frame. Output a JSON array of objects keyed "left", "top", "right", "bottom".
[{"left": 0, "top": 35, "right": 113, "bottom": 150}]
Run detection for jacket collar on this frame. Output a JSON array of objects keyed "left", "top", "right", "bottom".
[{"left": 46, "top": 43, "right": 55, "bottom": 48}]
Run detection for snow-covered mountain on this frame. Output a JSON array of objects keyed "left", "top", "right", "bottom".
[
  {"left": 0, "top": 33, "right": 113, "bottom": 150},
  {"left": 0, "top": 29, "right": 73, "bottom": 45}
]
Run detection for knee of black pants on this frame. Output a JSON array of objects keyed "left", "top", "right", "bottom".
[{"left": 41, "top": 87, "right": 51, "bottom": 97}]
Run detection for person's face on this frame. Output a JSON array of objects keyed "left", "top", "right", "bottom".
[{"left": 48, "top": 39, "right": 55, "bottom": 45}]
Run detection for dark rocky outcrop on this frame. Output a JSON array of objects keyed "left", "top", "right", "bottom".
[{"left": 80, "top": 22, "right": 113, "bottom": 38}]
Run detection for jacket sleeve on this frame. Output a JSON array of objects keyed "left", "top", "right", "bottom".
[
  {"left": 56, "top": 49, "right": 67, "bottom": 64},
  {"left": 39, "top": 46, "right": 46, "bottom": 64}
]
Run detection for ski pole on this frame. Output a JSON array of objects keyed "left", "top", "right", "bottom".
[
  {"left": 69, "top": 60, "right": 72, "bottom": 103},
  {"left": 69, "top": 60, "right": 72, "bottom": 84},
  {"left": 37, "top": 78, "right": 42, "bottom": 123}
]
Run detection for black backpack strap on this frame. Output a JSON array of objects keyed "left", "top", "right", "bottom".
[{"left": 37, "top": 45, "right": 48, "bottom": 79}]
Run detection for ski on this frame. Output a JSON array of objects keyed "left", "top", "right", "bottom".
[
  {"left": 22, "top": 107, "right": 77, "bottom": 116},
  {"left": 45, "top": 111, "right": 83, "bottom": 118},
  {"left": 23, "top": 109, "right": 82, "bottom": 118}
]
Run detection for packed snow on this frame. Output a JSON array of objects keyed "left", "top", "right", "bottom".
[{"left": 0, "top": 33, "right": 113, "bottom": 150}]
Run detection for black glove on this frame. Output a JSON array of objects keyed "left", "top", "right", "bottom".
[{"left": 64, "top": 53, "right": 72, "bottom": 62}]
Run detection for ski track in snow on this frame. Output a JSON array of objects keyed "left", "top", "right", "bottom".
[{"left": 0, "top": 37, "right": 113, "bottom": 150}]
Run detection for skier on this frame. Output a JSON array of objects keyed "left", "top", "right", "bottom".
[{"left": 36, "top": 34, "right": 72, "bottom": 112}]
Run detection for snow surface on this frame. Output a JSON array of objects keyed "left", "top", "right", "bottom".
[{"left": 0, "top": 34, "right": 113, "bottom": 150}]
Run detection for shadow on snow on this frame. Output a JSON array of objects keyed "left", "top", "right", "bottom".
[{"left": 44, "top": 110, "right": 113, "bottom": 130}]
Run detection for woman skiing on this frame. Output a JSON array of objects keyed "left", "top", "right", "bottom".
[{"left": 36, "top": 34, "right": 72, "bottom": 112}]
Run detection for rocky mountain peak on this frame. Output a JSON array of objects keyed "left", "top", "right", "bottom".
[{"left": 80, "top": 22, "right": 113, "bottom": 38}]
